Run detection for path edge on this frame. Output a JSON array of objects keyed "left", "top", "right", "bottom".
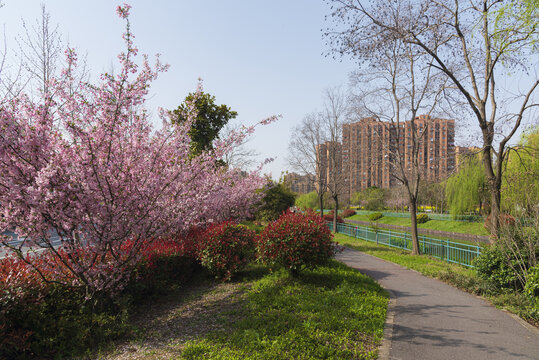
[{"left": 378, "top": 288, "right": 396, "bottom": 360}]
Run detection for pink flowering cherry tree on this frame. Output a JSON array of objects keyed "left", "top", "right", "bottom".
[{"left": 0, "top": 4, "right": 273, "bottom": 299}]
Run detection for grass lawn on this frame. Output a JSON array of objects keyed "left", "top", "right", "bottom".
[
  {"left": 333, "top": 233, "right": 538, "bottom": 327},
  {"left": 101, "top": 262, "right": 389, "bottom": 359},
  {"left": 347, "top": 214, "right": 489, "bottom": 236}
]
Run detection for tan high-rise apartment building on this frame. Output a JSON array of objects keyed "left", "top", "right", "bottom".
[
  {"left": 316, "top": 141, "right": 343, "bottom": 193},
  {"left": 342, "top": 117, "right": 397, "bottom": 196},
  {"left": 342, "top": 115, "right": 455, "bottom": 198},
  {"left": 283, "top": 172, "right": 315, "bottom": 194}
]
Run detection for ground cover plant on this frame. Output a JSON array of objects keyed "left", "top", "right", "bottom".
[
  {"left": 178, "top": 261, "right": 389, "bottom": 360},
  {"left": 334, "top": 233, "right": 538, "bottom": 326}
]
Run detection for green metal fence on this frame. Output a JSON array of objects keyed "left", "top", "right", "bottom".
[
  {"left": 352, "top": 210, "right": 485, "bottom": 222},
  {"left": 328, "top": 221, "right": 482, "bottom": 268}
]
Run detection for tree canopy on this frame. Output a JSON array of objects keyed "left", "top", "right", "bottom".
[
  {"left": 255, "top": 180, "right": 296, "bottom": 221},
  {"left": 446, "top": 154, "right": 489, "bottom": 217},
  {"left": 502, "top": 128, "right": 539, "bottom": 215},
  {"left": 295, "top": 191, "right": 320, "bottom": 210},
  {"left": 172, "top": 91, "right": 237, "bottom": 156},
  {"left": 351, "top": 187, "right": 387, "bottom": 211}
]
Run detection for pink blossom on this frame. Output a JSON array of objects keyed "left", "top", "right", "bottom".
[{"left": 0, "top": 6, "right": 273, "bottom": 298}]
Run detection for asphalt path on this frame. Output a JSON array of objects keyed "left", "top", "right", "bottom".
[{"left": 337, "top": 247, "right": 539, "bottom": 360}]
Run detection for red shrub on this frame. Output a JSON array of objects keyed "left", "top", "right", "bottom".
[
  {"left": 341, "top": 209, "right": 356, "bottom": 218},
  {"left": 196, "top": 221, "right": 256, "bottom": 280},
  {"left": 484, "top": 213, "right": 516, "bottom": 234},
  {"left": 258, "top": 210, "right": 336, "bottom": 275},
  {"left": 322, "top": 211, "right": 344, "bottom": 223},
  {"left": 0, "top": 256, "right": 47, "bottom": 356}
]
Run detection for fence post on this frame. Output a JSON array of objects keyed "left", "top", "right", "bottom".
[
  {"left": 441, "top": 240, "right": 445, "bottom": 261},
  {"left": 376, "top": 231, "right": 378, "bottom": 245},
  {"left": 404, "top": 233, "right": 407, "bottom": 249}
]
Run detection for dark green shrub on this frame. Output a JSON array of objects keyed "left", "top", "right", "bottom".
[
  {"left": 416, "top": 214, "right": 430, "bottom": 224},
  {"left": 524, "top": 264, "right": 539, "bottom": 298},
  {"left": 257, "top": 210, "right": 335, "bottom": 275},
  {"left": 255, "top": 181, "right": 296, "bottom": 221},
  {"left": 368, "top": 212, "right": 383, "bottom": 221},
  {"left": 524, "top": 265, "right": 539, "bottom": 317},
  {"left": 473, "top": 245, "right": 520, "bottom": 291}
]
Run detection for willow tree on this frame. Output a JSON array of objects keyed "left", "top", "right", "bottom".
[
  {"left": 502, "top": 128, "right": 539, "bottom": 215},
  {"left": 446, "top": 154, "right": 489, "bottom": 217}
]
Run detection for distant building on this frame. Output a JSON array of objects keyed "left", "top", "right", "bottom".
[
  {"left": 342, "top": 115, "right": 456, "bottom": 199},
  {"left": 283, "top": 172, "right": 315, "bottom": 194},
  {"left": 406, "top": 115, "right": 456, "bottom": 182},
  {"left": 316, "top": 141, "right": 343, "bottom": 193}
]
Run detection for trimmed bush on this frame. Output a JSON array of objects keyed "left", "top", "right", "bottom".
[
  {"left": 197, "top": 222, "right": 256, "bottom": 280},
  {"left": 323, "top": 211, "right": 344, "bottom": 223},
  {"left": 368, "top": 212, "right": 383, "bottom": 221},
  {"left": 257, "top": 210, "right": 336, "bottom": 275},
  {"left": 341, "top": 209, "right": 357, "bottom": 218},
  {"left": 416, "top": 214, "right": 430, "bottom": 224}
]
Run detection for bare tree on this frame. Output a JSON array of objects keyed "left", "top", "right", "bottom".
[
  {"left": 325, "top": 0, "right": 539, "bottom": 237},
  {"left": 16, "top": 4, "right": 63, "bottom": 96},
  {"left": 321, "top": 87, "right": 348, "bottom": 232},
  {"left": 0, "top": 2, "right": 26, "bottom": 104},
  {"left": 288, "top": 112, "right": 327, "bottom": 218},
  {"left": 347, "top": 36, "right": 445, "bottom": 254},
  {"left": 221, "top": 122, "right": 260, "bottom": 170}
]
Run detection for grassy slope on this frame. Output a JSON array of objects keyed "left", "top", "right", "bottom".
[
  {"left": 334, "top": 233, "right": 538, "bottom": 326},
  {"left": 347, "top": 214, "right": 489, "bottom": 236},
  {"left": 181, "top": 262, "right": 389, "bottom": 360}
]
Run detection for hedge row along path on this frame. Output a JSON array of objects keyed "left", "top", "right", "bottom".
[{"left": 336, "top": 247, "right": 539, "bottom": 360}]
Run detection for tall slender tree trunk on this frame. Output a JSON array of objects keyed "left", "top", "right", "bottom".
[
  {"left": 319, "top": 192, "right": 324, "bottom": 219},
  {"left": 333, "top": 195, "right": 339, "bottom": 233},
  {"left": 409, "top": 200, "right": 421, "bottom": 255},
  {"left": 481, "top": 145, "right": 502, "bottom": 241}
]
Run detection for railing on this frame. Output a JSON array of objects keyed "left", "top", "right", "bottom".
[
  {"left": 328, "top": 221, "right": 482, "bottom": 268},
  {"left": 351, "top": 210, "right": 485, "bottom": 222}
]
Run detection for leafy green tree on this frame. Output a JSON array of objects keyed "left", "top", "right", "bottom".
[
  {"left": 255, "top": 181, "right": 296, "bottom": 221},
  {"left": 446, "top": 154, "right": 489, "bottom": 217},
  {"left": 351, "top": 187, "right": 386, "bottom": 211},
  {"left": 295, "top": 191, "right": 320, "bottom": 210},
  {"left": 502, "top": 128, "right": 539, "bottom": 215},
  {"left": 172, "top": 91, "right": 237, "bottom": 155}
]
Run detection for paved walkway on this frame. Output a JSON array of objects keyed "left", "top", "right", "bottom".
[{"left": 336, "top": 248, "right": 539, "bottom": 360}]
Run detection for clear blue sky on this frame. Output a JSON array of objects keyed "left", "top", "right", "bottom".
[
  {"left": 0, "top": 0, "right": 358, "bottom": 178},
  {"left": 2, "top": 1, "right": 535, "bottom": 179}
]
